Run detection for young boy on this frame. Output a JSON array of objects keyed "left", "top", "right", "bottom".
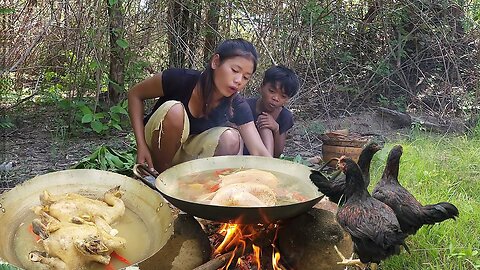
[{"left": 244, "top": 65, "right": 299, "bottom": 157}]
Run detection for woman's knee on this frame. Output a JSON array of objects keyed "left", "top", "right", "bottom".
[
  {"left": 217, "top": 129, "right": 242, "bottom": 155},
  {"left": 155, "top": 103, "right": 185, "bottom": 148},
  {"left": 163, "top": 103, "right": 185, "bottom": 130}
]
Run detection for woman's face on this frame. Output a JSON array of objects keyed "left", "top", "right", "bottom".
[{"left": 211, "top": 55, "right": 254, "bottom": 97}]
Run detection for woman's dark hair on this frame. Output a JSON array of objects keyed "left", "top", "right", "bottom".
[
  {"left": 199, "top": 38, "right": 258, "bottom": 116},
  {"left": 262, "top": 65, "right": 299, "bottom": 97}
]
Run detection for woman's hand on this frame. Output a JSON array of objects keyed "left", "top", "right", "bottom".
[
  {"left": 136, "top": 144, "right": 155, "bottom": 171},
  {"left": 256, "top": 112, "right": 279, "bottom": 133},
  {"left": 239, "top": 121, "right": 272, "bottom": 157}
]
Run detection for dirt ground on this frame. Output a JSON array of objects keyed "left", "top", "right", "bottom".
[{"left": 0, "top": 104, "right": 443, "bottom": 193}]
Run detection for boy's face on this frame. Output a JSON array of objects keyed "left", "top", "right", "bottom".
[{"left": 259, "top": 82, "right": 290, "bottom": 112}]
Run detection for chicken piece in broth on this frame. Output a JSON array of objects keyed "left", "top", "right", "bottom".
[
  {"left": 218, "top": 169, "right": 279, "bottom": 188},
  {"left": 210, "top": 182, "right": 277, "bottom": 207}
]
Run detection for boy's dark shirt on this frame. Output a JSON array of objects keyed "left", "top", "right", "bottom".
[
  {"left": 144, "top": 68, "right": 254, "bottom": 135},
  {"left": 243, "top": 97, "right": 294, "bottom": 155}
]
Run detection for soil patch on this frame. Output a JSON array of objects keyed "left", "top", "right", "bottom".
[{"left": 1, "top": 104, "right": 129, "bottom": 193}]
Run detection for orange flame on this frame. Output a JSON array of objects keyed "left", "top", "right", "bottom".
[
  {"left": 253, "top": 244, "right": 261, "bottom": 269},
  {"left": 272, "top": 250, "right": 282, "bottom": 270},
  {"left": 214, "top": 223, "right": 240, "bottom": 255},
  {"left": 213, "top": 223, "right": 284, "bottom": 270}
]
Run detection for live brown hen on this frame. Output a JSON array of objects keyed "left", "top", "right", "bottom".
[
  {"left": 335, "top": 156, "right": 408, "bottom": 270},
  {"left": 372, "top": 145, "right": 459, "bottom": 235}
]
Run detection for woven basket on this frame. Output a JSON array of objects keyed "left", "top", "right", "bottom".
[{"left": 321, "top": 130, "right": 372, "bottom": 166}]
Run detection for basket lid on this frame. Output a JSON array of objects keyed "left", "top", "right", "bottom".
[{"left": 320, "top": 130, "right": 372, "bottom": 147}]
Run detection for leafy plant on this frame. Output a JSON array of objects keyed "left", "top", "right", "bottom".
[
  {"left": 82, "top": 100, "right": 128, "bottom": 134},
  {"left": 56, "top": 98, "right": 129, "bottom": 134},
  {"left": 0, "top": 116, "right": 14, "bottom": 129},
  {"left": 72, "top": 145, "right": 136, "bottom": 176},
  {"left": 0, "top": 263, "right": 19, "bottom": 270},
  {"left": 0, "top": 75, "right": 16, "bottom": 104},
  {"left": 0, "top": 7, "right": 15, "bottom": 14},
  {"left": 409, "top": 121, "right": 427, "bottom": 139},
  {"left": 378, "top": 94, "right": 390, "bottom": 108}
]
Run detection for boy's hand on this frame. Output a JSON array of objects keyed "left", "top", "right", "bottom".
[{"left": 257, "top": 112, "right": 279, "bottom": 133}]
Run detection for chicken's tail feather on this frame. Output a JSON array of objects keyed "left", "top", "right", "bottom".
[
  {"left": 422, "top": 202, "right": 459, "bottom": 224},
  {"left": 310, "top": 170, "right": 342, "bottom": 199},
  {"left": 309, "top": 170, "right": 332, "bottom": 189}
]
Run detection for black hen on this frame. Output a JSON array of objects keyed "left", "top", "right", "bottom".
[
  {"left": 372, "top": 145, "right": 459, "bottom": 235},
  {"left": 310, "top": 141, "right": 382, "bottom": 204},
  {"left": 336, "top": 156, "right": 408, "bottom": 267}
]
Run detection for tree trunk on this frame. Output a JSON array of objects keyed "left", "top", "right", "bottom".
[
  {"left": 0, "top": 0, "right": 14, "bottom": 74},
  {"left": 107, "top": 0, "right": 125, "bottom": 105},
  {"left": 203, "top": 0, "right": 220, "bottom": 64},
  {"left": 167, "top": 0, "right": 200, "bottom": 68},
  {"left": 185, "top": 0, "right": 201, "bottom": 68},
  {"left": 168, "top": 0, "right": 186, "bottom": 67}
]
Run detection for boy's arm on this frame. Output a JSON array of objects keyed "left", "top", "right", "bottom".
[{"left": 256, "top": 111, "right": 291, "bottom": 157}]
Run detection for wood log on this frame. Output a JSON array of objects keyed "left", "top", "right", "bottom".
[
  {"left": 376, "top": 107, "right": 459, "bottom": 133},
  {"left": 192, "top": 251, "right": 234, "bottom": 270},
  {"left": 376, "top": 107, "right": 412, "bottom": 128}
]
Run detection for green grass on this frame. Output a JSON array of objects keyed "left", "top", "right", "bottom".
[{"left": 366, "top": 133, "right": 480, "bottom": 270}]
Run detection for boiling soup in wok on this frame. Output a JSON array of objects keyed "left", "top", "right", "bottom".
[{"left": 170, "top": 168, "right": 312, "bottom": 207}]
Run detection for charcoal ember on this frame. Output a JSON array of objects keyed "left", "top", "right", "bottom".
[
  {"left": 139, "top": 214, "right": 211, "bottom": 270},
  {"left": 200, "top": 220, "right": 222, "bottom": 235},
  {"left": 209, "top": 233, "right": 225, "bottom": 248},
  {"left": 236, "top": 256, "right": 258, "bottom": 270},
  {"left": 250, "top": 225, "right": 275, "bottom": 248},
  {"left": 277, "top": 208, "right": 353, "bottom": 270}
]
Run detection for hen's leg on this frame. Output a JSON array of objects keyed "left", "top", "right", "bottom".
[
  {"left": 334, "top": 245, "right": 367, "bottom": 269},
  {"left": 100, "top": 186, "right": 125, "bottom": 224},
  {"left": 36, "top": 212, "right": 61, "bottom": 233},
  {"left": 29, "top": 251, "right": 67, "bottom": 270},
  {"left": 104, "top": 186, "right": 123, "bottom": 205},
  {"left": 94, "top": 216, "right": 119, "bottom": 236},
  {"left": 32, "top": 219, "right": 49, "bottom": 239}
]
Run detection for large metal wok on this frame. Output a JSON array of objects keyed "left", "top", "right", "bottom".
[
  {"left": 0, "top": 169, "right": 174, "bottom": 269},
  {"left": 135, "top": 156, "right": 324, "bottom": 224}
]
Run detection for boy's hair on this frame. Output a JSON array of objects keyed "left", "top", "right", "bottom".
[
  {"left": 262, "top": 65, "right": 299, "bottom": 97},
  {"left": 200, "top": 38, "right": 258, "bottom": 116}
]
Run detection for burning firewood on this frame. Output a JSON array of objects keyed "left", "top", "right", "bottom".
[{"left": 192, "top": 251, "right": 235, "bottom": 270}]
